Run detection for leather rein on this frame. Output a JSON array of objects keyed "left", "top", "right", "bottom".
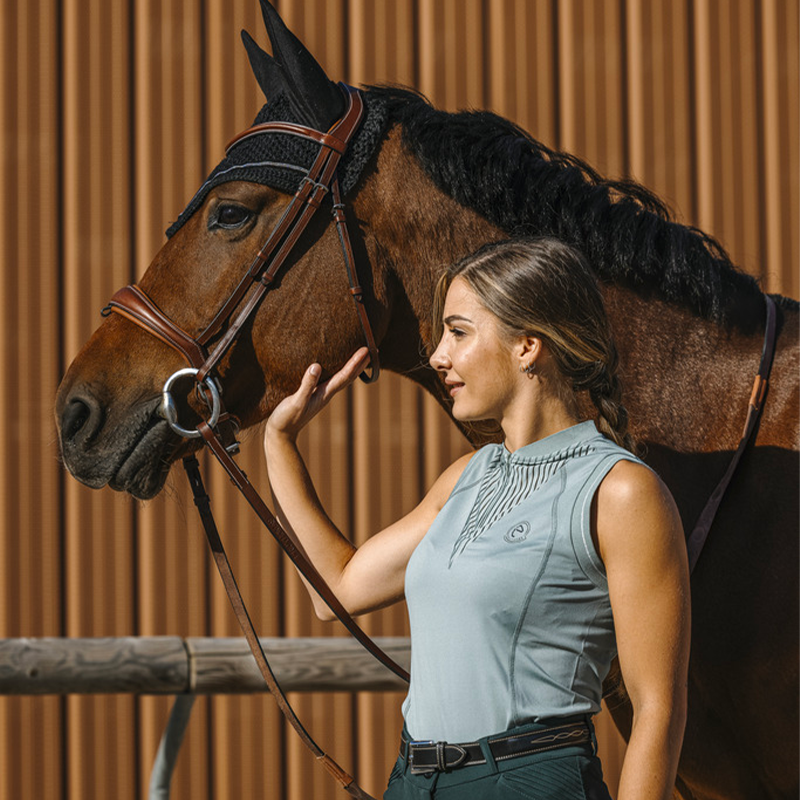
[
  {"left": 602, "top": 291, "right": 777, "bottom": 724},
  {"left": 685, "top": 292, "right": 777, "bottom": 573},
  {"left": 104, "top": 83, "right": 400, "bottom": 800},
  {"left": 100, "top": 79, "right": 779, "bottom": 797}
]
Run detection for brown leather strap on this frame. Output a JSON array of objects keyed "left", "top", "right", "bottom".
[
  {"left": 194, "top": 188, "right": 316, "bottom": 350},
  {"left": 103, "top": 85, "right": 394, "bottom": 797},
  {"left": 195, "top": 422, "right": 409, "bottom": 682},
  {"left": 101, "top": 87, "right": 393, "bottom": 672},
  {"left": 331, "top": 179, "right": 380, "bottom": 383},
  {"left": 226, "top": 121, "right": 350, "bottom": 156},
  {"left": 686, "top": 294, "right": 778, "bottom": 573},
  {"left": 103, "top": 285, "right": 207, "bottom": 368},
  {"left": 195, "top": 90, "right": 363, "bottom": 349},
  {"left": 183, "top": 455, "right": 378, "bottom": 800},
  {"left": 196, "top": 85, "right": 368, "bottom": 381},
  {"left": 104, "top": 86, "right": 378, "bottom": 388}
]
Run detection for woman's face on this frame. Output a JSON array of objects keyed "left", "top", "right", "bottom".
[{"left": 429, "top": 278, "right": 522, "bottom": 422}]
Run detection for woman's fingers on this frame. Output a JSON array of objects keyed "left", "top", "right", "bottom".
[
  {"left": 320, "top": 348, "right": 370, "bottom": 397},
  {"left": 266, "top": 364, "right": 320, "bottom": 435},
  {"left": 266, "top": 349, "right": 371, "bottom": 441},
  {"left": 300, "top": 362, "right": 322, "bottom": 396},
  {"left": 290, "top": 363, "right": 325, "bottom": 416}
]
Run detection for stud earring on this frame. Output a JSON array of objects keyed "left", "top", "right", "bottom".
[{"left": 520, "top": 362, "right": 536, "bottom": 375}]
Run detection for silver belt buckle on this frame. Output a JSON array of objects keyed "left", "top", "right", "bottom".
[{"left": 408, "top": 739, "right": 435, "bottom": 775}]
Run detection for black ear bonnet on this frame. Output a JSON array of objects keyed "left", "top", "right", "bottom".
[{"left": 165, "top": 89, "right": 389, "bottom": 238}]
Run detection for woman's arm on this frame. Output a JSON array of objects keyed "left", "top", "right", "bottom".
[
  {"left": 264, "top": 347, "right": 471, "bottom": 620},
  {"left": 595, "top": 460, "right": 691, "bottom": 800}
]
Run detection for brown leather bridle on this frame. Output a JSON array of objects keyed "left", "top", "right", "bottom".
[
  {"left": 103, "top": 83, "right": 401, "bottom": 800},
  {"left": 106, "top": 83, "right": 379, "bottom": 393}
]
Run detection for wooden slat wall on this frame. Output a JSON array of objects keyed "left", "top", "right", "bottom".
[
  {"left": 0, "top": 1, "right": 796, "bottom": 799},
  {"left": 61, "top": 2, "right": 138, "bottom": 797},
  {"left": 0, "top": 3, "right": 63, "bottom": 799},
  {"left": 133, "top": 5, "right": 208, "bottom": 797}
]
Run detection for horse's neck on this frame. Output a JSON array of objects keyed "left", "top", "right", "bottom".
[
  {"left": 604, "top": 286, "right": 796, "bottom": 452},
  {"left": 357, "top": 127, "right": 796, "bottom": 452},
  {"left": 356, "top": 126, "right": 502, "bottom": 390}
]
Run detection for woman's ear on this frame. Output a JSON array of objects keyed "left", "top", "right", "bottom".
[{"left": 516, "top": 335, "right": 543, "bottom": 370}]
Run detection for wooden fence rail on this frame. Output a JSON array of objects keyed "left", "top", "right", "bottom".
[
  {"left": 0, "top": 637, "right": 411, "bottom": 695},
  {"left": 1, "top": 636, "right": 412, "bottom": 800}
]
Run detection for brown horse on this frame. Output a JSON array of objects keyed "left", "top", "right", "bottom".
[{"left": 55, "top": 2, "right": 798, "bottom": 798}]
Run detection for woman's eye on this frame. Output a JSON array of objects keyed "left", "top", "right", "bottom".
[
  {"left": 213, "top": 205, "right": 251, "bottom": 229},
  {"left": 449, "top": 327, "right": 465, "bottom": 338}
]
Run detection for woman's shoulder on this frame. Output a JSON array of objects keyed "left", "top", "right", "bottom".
[
  {"left": 433, "top": 449, "right": 479, "bottom": 496},
  {"left": 596, "top": 458, "right": 668, "bottom": 507},
  {"left": 594, "top": 458, "right": 685, "bottom": 564}
]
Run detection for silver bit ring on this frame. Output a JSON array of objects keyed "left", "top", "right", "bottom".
[{"left": 160, "top": 368, "right": 221, "bottom": 439}]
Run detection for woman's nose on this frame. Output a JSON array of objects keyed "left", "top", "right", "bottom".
[{"left": 429, "top": 340, "right": 450, "bottom": 371}]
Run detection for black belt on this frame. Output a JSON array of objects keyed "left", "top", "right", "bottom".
[{"left": 400, "top": 720, "right": 593, "bottom": 775}]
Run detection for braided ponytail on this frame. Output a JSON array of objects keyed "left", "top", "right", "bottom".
[
  {"left": 436, "top": 237, "right": 637, "bottom": 453},
  {"left": 551, "top": 342, "right": 636, "bottom": 454},
  {"left": 584, "top": 356, "right": 635, "bottom": 453}
]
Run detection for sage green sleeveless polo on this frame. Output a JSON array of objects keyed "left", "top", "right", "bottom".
[{"left": 402, "top": 421, "right": 642, "bottom": 743}]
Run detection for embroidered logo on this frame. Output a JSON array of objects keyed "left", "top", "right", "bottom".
[{"left": 504, "top": 521, "right": 530, "bottom": 543}]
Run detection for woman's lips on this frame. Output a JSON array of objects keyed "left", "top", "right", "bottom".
[{"left": 447, "top": 382, "right": 464, "bottom": 397}]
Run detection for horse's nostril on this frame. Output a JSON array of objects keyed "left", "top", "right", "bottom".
[{"left": 61, "top": 398, "right": 99, "bottom": 443}]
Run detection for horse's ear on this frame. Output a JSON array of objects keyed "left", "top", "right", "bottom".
[
  {"left": 245, "top": 0, "right": 344, "bottom": 130},
  {"left": 241, "top": 29, "right": 285, "bottom": 101}
]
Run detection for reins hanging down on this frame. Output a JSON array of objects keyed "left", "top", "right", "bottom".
[
  {"left": 103, "top": 84, "right": 402, "bottom": 800},
  {"left": 183, "top": 456, "right": 377, "bottom": 800},
  {"left": 685, "top": 293, "right": 777, "bottom": 573}
]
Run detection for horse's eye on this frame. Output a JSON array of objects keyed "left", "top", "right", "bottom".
[{"left": 214, "top": 204, "right": 251, "bottom": 229}]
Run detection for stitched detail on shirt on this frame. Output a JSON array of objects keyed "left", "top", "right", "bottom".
[{"left": 448, "top": 443, "right": 595, "bottom": 567}]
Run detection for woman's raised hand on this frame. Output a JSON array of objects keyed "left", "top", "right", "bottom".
[{"left": 265, "top": 347, "right": 371, "bottom": 442}]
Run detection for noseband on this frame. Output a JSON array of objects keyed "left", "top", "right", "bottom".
[{"left": 102, "top": 84, "right": 399, "bottom": 800}]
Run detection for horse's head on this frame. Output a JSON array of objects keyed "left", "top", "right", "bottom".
[{"left": 55, "top": 1, "right": 395, "bottom": 499}]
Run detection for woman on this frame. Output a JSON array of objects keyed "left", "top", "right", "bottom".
[{"left": 264, "top": 237, "right": 690, "bottom": 800}]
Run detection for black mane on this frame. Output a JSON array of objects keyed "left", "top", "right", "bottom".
[{"left": 369, "top": 86, "right": 783, "bottom": 326}]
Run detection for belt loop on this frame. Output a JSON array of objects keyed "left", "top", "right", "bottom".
[
  {"left": 479, "top": 733, "right": 499, "bottom": 775},
  {"left": 435, "top": 742, "right": 446, "bottom": 772},
  {"left": 401, "top": 754, "right": 410, "bottom": 777}
]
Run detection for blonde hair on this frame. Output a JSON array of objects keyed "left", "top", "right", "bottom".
[{"left": 432, "top": 237, "right": 635, "bottom": 452}]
